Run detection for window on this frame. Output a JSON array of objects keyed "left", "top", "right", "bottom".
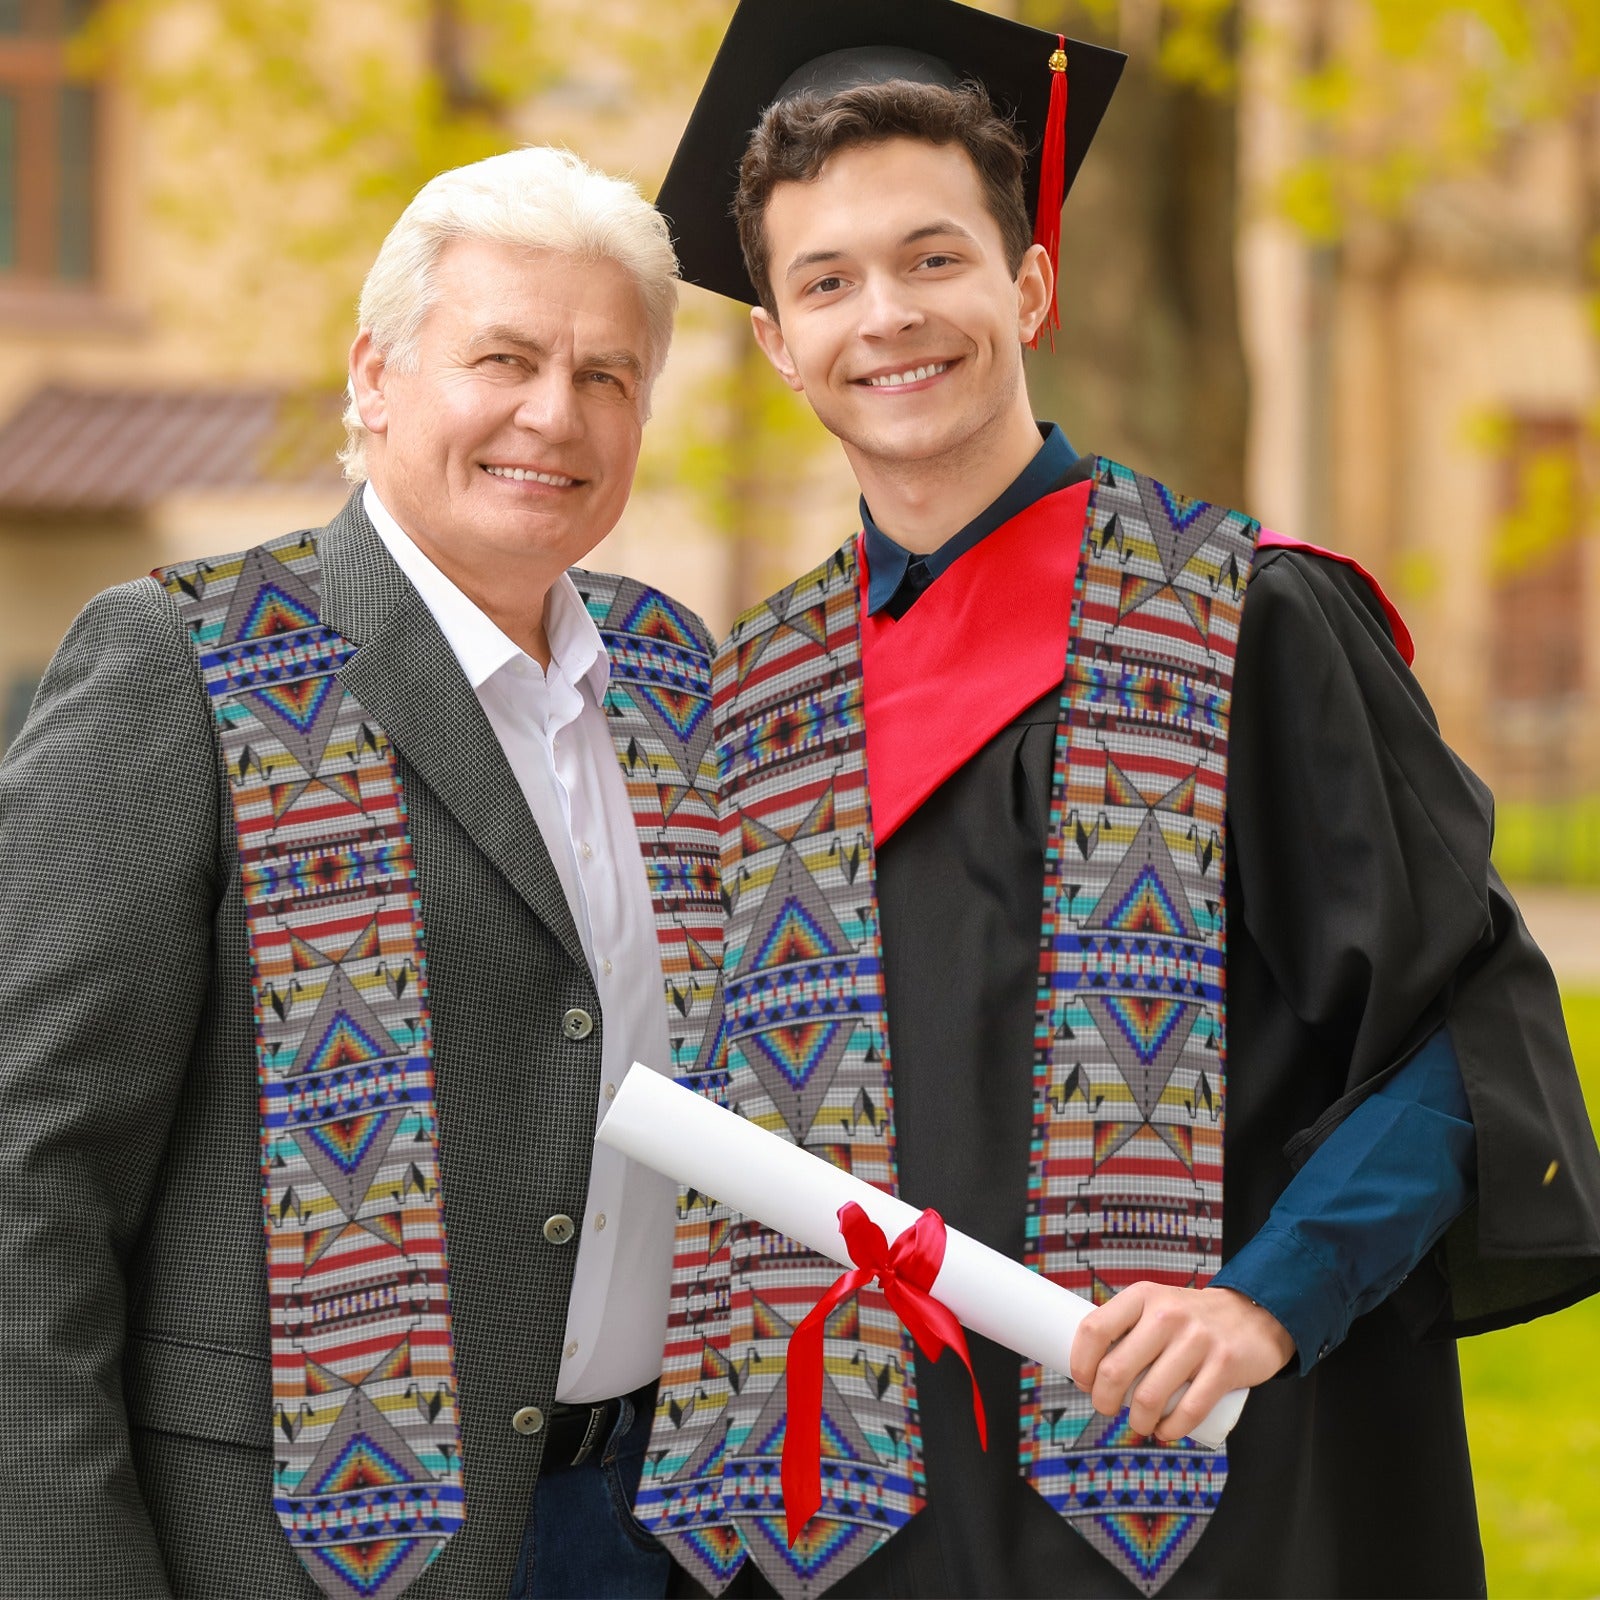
[
  {"left": 0, "top": 0, "right": 97, "bottom": 284},
  {"left": 1485, "top": 413, "right": 1594, "bottom": 805},
  {"left": 1489, "top": 416, "right": 1588, "bottom": 707}
]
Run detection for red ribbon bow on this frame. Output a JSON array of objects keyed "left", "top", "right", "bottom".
[{"left": 782, "top": 1202, "right": 988, "bottom": 1546}]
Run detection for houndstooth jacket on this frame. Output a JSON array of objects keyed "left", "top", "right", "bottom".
[{"left": 0, "top": 494, "right": 718, "bottom": 1598}]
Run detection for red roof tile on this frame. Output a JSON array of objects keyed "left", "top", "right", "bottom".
[{"left": 0, "top": 386, "right": 347, "bottom": 512}]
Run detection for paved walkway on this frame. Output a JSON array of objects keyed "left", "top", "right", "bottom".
[{"left": 1506, "top": 885, "right": 1600, "bottom": 990}]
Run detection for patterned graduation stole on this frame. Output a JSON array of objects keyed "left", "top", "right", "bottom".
[
  {"left": 159, "top": 537, "right": 720, "bottom": 1600},
  {"left": 637, "top": 542, "right": 921, "bottom": 1598},
  {"left": 575, "top": 568, "right": 724, "bottom": 1089},
  {"left": 638, "top": 460, "right": 1258, "bottom": 1600},
  {"left": 161, "top": 536, "right": 465, "bottom": 1600},
  {"left": 1020, "top": 461, "right": 1255, "bottom": 1594}
]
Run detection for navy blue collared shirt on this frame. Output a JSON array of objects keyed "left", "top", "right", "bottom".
[
  {"left": 863, "top": 423, "right": 1078, "bottom": 618},
  {"left": 861, "top": 419, "right": 1478, "bottom": 1369},
  {"left": 1212, "top": 1031, "right": 1474, "bottom": 1371}
]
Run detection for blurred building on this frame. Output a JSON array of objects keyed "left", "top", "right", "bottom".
[
  {"left": 4, "top": 0, "right": 1597, "bottom": 826},
  {"left": 0, "top": 0, "right": 351, "bottom": 744},
  {"left": 1239, "top": 0, "right": 1600, "bottom": 811},
  {"left": 0, "top": 0, "right": 853, "bottom": 751}
]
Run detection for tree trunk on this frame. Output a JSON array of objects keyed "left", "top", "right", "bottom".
[{"left": 1027, "top": 11, "right": 1250, "bottom": 511}]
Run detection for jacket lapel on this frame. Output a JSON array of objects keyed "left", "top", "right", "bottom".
[{"left": 315, "top": 493, "right": 589, "bottom": 973}]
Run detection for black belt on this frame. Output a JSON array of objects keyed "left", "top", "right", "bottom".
[{"left": 543, "top": 1379, "right": 657, "bottom": 1469}]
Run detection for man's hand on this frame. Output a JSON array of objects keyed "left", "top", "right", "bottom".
[{"left": 1068, "top": 1283, "right": 1296, "bottom": 1442}]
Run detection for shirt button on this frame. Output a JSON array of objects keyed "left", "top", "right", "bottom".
[
  {"left": 603, "top": 1083, "right": 617, "bottom": 1102},
  {"left": 543, "top": 1214, "right": 576, "bottom": 1246},
  {"left": 581, "top": 841, "right": 594, "bottom": 859},
  {"left": 561, "top": 1007, "right": 593, "bottom": 1041},
  {"left": 602, "top": 958, "right": 614, "bottom": 976},
  {"left": 512, "top": 1405, "right": 545, "bottom": 1435},
  {"left": 564, "top": 1340, "right": 579, "bottom": 1360},
  {"left": 594, "top": 1213, "right": 607, "bottom": 1232}
]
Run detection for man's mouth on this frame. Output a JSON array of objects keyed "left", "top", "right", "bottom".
[
  {"left": 481, "top": 465, "right": 582, "bottom": 486},
  {"left": 857, "top": 361, "right": 953, "bottom": 389}
]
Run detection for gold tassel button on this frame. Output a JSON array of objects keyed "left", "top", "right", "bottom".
[{"left": 1049, "top": 47, "right": 1069, "bottom": 72}]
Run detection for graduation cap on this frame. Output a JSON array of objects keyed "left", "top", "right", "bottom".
[{"left": 657, "top": 0, "right": 1127, "bottom": 338}]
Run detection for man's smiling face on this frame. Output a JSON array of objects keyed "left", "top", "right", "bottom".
[
  {"left": 751, "top": 136, "right": 1041, "bottom": 475},
  {"left": 355, "top": 236, "right": 651, "bottom": 587}
]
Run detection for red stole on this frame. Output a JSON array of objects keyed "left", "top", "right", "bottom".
[
  {"left": 860, "top": 481, "right": 1090, "bottom": 846},
  {"left": 860, "top": 503, "right": 1413, "bottom": 847}
]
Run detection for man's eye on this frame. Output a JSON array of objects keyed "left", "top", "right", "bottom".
[
  {"left": 485, "top": 352, "right": 520, "bottom": 365},
  {"left": 810, "top": 275, "right": 844, "bottom": 295},
  {"left": 918, "top": 254, "right": 956, "bottom": 270},
  {"left": 585, "top": 371, "right": 624, "bottom": 388}
]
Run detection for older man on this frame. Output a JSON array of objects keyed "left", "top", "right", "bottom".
[{"left": 0, "top": 147, "right": 720, "bottom": 1600}]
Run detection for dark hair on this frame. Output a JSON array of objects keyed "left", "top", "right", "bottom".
[{"left": 735, "top": 78, "right": 1032, "bottom": 316}]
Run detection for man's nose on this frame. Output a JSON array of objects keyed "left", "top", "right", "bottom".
[
  {"left": 514, "top": 370, "right": 583, "bottom": 441},
  {"left": 856, "top": 273, "right": 924, "bottom": 340}
]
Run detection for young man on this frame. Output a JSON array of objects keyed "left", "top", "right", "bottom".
[
  {"left": 0, "top": 148, "right": 719, "bottom": 1599},
  {"left": 634, "top": 3, "right": 1600, "bottom": 1597}
]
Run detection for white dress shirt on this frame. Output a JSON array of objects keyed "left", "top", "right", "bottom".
[{"left": 364, "top": 483, "right": 676, "bottom": 1403}]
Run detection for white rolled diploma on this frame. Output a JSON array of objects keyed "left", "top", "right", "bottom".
[{"left": 599, "top": 1062, "right": 1246, "bottom": 1448}]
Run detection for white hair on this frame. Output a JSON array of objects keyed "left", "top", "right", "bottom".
[{"left": 339, "top": 145, "right": 679, "bottom": 482}]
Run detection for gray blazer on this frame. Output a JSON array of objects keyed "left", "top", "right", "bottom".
[{"left": 0, "top": 496, "right": 705, "bottom": 1597}]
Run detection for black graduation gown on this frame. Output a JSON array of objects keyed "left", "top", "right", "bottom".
[{"left": 807, "top": 544, "right": 1600, "bottom": 1599}]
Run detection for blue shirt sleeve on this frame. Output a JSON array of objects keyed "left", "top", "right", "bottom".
[{"left": 1211, "top": 1025, "right": 1476, "bottom": 1373}]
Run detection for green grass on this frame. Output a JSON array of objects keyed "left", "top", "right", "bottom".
[
  {"left": 1459, "top": 990, "right": 1600, "bottom": 1597},
  {"left": 1492, "top": 799, "right": 1600, "bottom": 887}
]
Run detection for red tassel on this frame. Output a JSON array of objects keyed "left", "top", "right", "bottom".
[{"left": 1029, "top": 37, "right": 1069, "bottom": 352}]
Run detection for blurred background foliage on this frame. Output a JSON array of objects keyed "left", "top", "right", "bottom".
[{"left": 54, "top": 0, "right": 1600, "bottom": 615}]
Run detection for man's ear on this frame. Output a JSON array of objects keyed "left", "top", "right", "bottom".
[
  {"left": 1015, "top": 243, "right": 1054, "bottom": 346},
  {"left": 349, "top": 330, "right": 390, "bottom": 436},
  {"left": 751, "top": 305, "right": 804, "bottom": 393}
]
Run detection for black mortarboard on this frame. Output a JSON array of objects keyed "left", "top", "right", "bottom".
[{"left": 657, "top": 0, "right": 1127, "bottom": 312}]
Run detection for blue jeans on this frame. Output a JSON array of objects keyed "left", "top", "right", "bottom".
[{"left": 508, "top": 1388, "right": 672, "bottom": 1599}]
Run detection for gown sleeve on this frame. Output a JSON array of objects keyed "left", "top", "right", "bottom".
[{"left": 1226, "top": 548, "right": 1600, "bottom": 1337}]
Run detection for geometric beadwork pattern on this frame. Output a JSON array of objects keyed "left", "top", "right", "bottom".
[
  {"left": 636, "top": 549, "right": 923, "bottom": 1600},
  {"left": 159, "top": 537, "right": 464, "bottom": 1599},
  {"left": 639, "top": 460, "right": 1256, "bottom": 1600},
  {"left": 577, "top": 569, "right": 723, "bottom": 1093},
  {"left": 157, "top": 543, "right": 723, "bottom": 1600},
  {"left": 158, "top": 536, "right": 465, "bottom": 1599},
  {"left": 576, "top": 568, "right": 731, "bottom": 1578},
  {"left": 1022, "top": 459, "right": 1257, "bottom": 1595}
]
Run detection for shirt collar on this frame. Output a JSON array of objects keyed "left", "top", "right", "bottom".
[
  {"left": 362, "top": 481, "right": 609, "bottom": 700},
  {"left": 544, "top": 570, "right": 610, "bottom": 702},
  {"left": 861, "top": 422, "right": 1077, "bottom": 616}
]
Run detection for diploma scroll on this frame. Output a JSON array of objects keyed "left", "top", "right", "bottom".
[{"left": 599, "top": 1063, "right": 1246, "bottom": 1449}]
